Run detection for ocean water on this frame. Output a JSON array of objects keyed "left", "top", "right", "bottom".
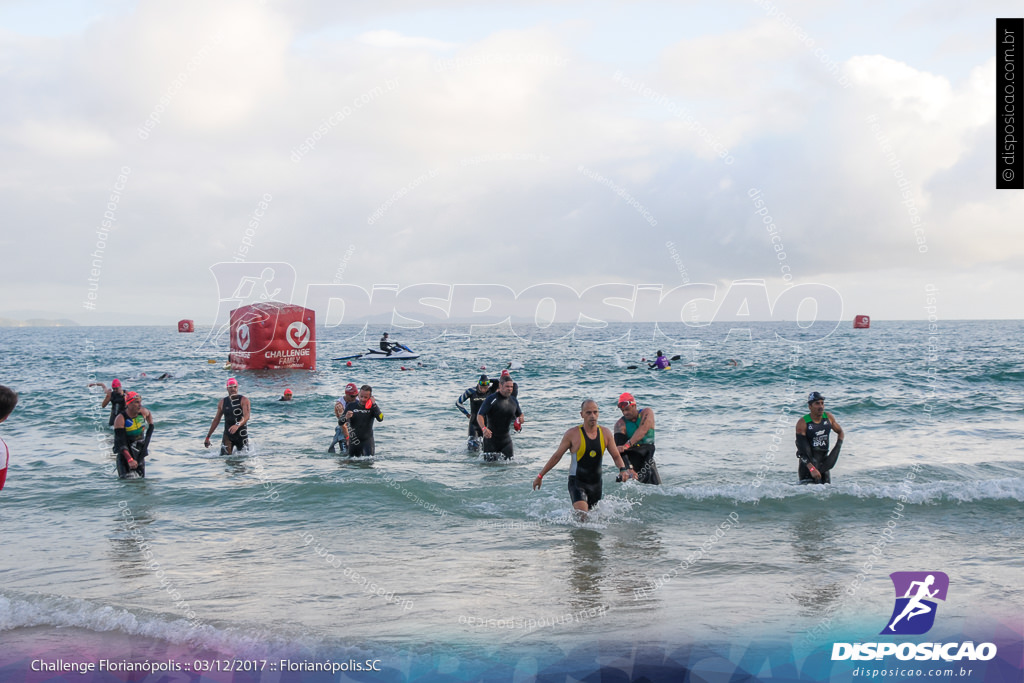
[{"left": 0, "top": 321, "right": 1022, "bottom": 681}]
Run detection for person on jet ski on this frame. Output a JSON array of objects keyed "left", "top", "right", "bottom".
[{"left": 379, "top": 332, "right": 400, "bottom": 356}]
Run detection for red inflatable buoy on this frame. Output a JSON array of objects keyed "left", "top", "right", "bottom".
[
  {"left": 177, "top": 319, "right": 194, "bottom": 333},
  {"left": 228, "top": 302, "right": 316, "bottom": 370},
  {"left": 853, "top": 315, "right": 870, "bottom": 329}
]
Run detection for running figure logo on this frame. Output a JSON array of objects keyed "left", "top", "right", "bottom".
[{"left": 881, "top": 571, "right": 949, "bottom": 635}]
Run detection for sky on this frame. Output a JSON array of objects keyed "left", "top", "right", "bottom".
[{"left": 0, "top": 0, "right": 1022, "bottom": 325}]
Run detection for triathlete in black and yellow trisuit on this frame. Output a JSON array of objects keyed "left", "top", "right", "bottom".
[
  {"left": 795, "top": 391, "right": 845, "bottom": 484},
  {"left": 533, "top": 400, "right": 635, "bottom": 512},
  {"left": 113, "top": 391, "right": 154, "bottom": 478}
]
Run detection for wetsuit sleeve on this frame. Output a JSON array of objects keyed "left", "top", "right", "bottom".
[
  {"left": 456, "top": 390, "right": 471, "bottom": 416},
  {"left": 823, "top": 439, "right": 843, "bottom": 471},
  {"left": 514, "top": 398, "right": 522, "bottom": 418},
  {"left": 144, "top": 424, "right": 154, "bottom": 448},
  {"left": 478, "top": 394, "right": 494, "bottom": 417},
  {"left": 373, "top": 404, "right": 384, "bottom": 422},
  {"left": 114, "top": 427, "right": 130, "bottom": 453},
  {"left": 795, "top": 432, "right": 814, "bottom": 462}
]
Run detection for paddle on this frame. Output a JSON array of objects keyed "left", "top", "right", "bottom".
[
  {"left": 331, "top": 353, "right": 364, "bottom": 361},
  {"left": 626, "top": 354, "right": 681, "bottom": 370}
]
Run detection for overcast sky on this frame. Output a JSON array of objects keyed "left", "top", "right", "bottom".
[{"left": 1, "top": 0, "right": 1021, "bottom": 325}]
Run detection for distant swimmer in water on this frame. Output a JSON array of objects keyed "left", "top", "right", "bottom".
[
  {"left": 533, "top": 399, "right": 635, "bottom": 514},
  {"left": 614, "top": 392, "right": 661, "bottom": 485},
  {"left": 457, "top": 374, "right": 492, "bottom": 451},
  {"left": 477, "top": 376, "right": 524, "bottom": 461},
  {"left": 345, "top": 385, "right": 383, "bottom": 456},
  {"left": 89, "top": 378, "right": 126, "bottom": 426},
  {"left": 648, "top": 351, "right": 671, "bottom": 370},
  {"left": 204, "top": 377, "right": 251, "bottom": 455},
  {"left": 886, "top": 574, "right": 939, "bottom": 632},
  {"left": 278, "top": 388, "right": 293, "bottom": 401},
  {"left": 0, "top": 384, "right": 19, "bottom": 491},
  {"left": 796, "top": 391, "right": 845, "bottom": 484},
  {"left": 113, "top": 391, "right": 154, "bottom": 478},
  {"left": 329, "top": 383, "right": 359, "bottom": 453}
]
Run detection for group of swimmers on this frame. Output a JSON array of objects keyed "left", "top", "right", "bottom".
[{"left": 61, "top": 373, "right": 845, "bottom": 514}]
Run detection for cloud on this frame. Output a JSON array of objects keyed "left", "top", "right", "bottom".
[{"left": 357, "top": 30, "right": 456, "bottom": 51}]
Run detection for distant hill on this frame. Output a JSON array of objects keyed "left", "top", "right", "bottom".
[{"left": 0, "top": 317, "right": 80, "bottom": 327}]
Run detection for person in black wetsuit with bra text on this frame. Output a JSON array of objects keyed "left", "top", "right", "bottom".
[
  {"left": 795, "top": 391, "right": 845, "bottom": 484},
  {"left": 532, "top": 400, "right": 635, "bottom": 513},
  {"left": 476, "top": 376, "right": 524, "bottom": 461}
]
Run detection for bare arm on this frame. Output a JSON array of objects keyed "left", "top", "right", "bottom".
[
  {"left": 614, "top": 416, "right": 626, "bottom": 436},
  {"left": 533, "top": 429, "right": 574, "bottom": 489},
  {"left": 205, "top": 400, "right": 225, "bottom": 446},
  {"left": 604, "top": 427, "right": 636, "bottom": 479},
  {"left": 828, "top": 412, "right": 845, "bottom": 441},
  {"left": 101, "top": 390, "right": 112, "bottom": 408}
]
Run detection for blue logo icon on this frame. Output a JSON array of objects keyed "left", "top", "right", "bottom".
[{"left": 881, "top": 571, "right": 949, "bottom": 635}]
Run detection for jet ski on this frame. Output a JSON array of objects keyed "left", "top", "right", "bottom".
[{"left": 333, "top": 344, "right": 420, "bottom": 361}]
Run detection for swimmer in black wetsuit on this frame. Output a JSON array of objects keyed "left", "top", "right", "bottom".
[
  {"left": 533, "top": 399, "right": 635, "bottom": 513},
  {"left": 476, "top": 376, "right": 524, "bottom": 461},
  {"left": 456, "top": 375, "right": 492, "bottom": 450},
  {"left": 204, "top": 377, "right": 251, "bottom": 455},
  {"left": 345, "top": 385, "right": 383, "bottom": 456},
  {"left": 90, "top": 379, "right": 126, "bottom": 427},
  {"left": 795, "top": 391, "right": 845, "bottom": 484},
  {"left": 113, "top": 391, "right": 154, "bottom": 478}
]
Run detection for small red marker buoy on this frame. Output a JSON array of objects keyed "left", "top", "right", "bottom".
[{"left": 346, "top": 360, "right": 353, "bottom": 367}]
